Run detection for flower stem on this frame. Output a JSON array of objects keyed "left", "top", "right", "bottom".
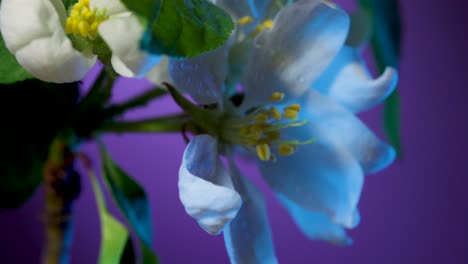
[{"left": 42, "top": 139, "right": 81, "bottom": 264}]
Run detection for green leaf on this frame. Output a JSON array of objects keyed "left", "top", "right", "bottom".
[
  {"left": 121, "top": 0, "right": 162, "bottom": 22},
  {"left": 123, "top": 0, "right": 234, "bottom": 57},
  {"left": 359, "top": 0, "right": 403, "bottom": 156},
  {"left": 89, "top": 171, "right": 133, "bottom": 264},
  {"left": 99, "top": 143, "right": 159, "bottom": 263},
  {"left": 0, "top": 31, "right": 33, "bottom": 84},
  {"left": 0, "top": 80, "right": 79, "bottom": 208}
]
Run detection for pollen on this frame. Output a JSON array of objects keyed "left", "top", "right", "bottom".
[
  {"left": 65, "top": 0, "right": 107, "bottom": 38},
  {"left": 238, "top": 16, "right": 254, "bottom": 25},
  {"left": 221, "top": 92, "right": 314, "bottom": 162}
]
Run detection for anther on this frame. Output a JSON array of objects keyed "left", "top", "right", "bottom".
[
  {"left": 270, "top": 92, "right": 285, "bottom": 102},
  {"left": 283, "top": 109, "right": 299, "bottom": 119},
  {"left": 238, "top": 16, "right": 254, "bottom": 25},
  {"left": 256, "top": 144, "right": 271, "bottom": 161},
  {"left": 278, "top": 144, "right": 296, "bottom": 156},
  {"left": 285, "top": 104, "right": 301, "bottom": 112}
]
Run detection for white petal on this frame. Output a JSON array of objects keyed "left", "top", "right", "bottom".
[
  {"left": 313, "top": 46, "right": 398, "bottom": 113},
  {"left": 278, "top": 194, "right": 358, "bottom": 246},
  {"left": 146, "top": 56, "right": 172, "bottom": 85},
  {"left": 90, "top": 0, "right": 128, "bottom": 16},
  {"left": 98, "top": 14, "right": 160, "bottom": 78},
  {"left": 224, "top": 164, "right": 278, "bottom": 264},
  {"left": 179, "top": 135, "right": 242, "bottom": 235},
  {"left": 0, "top": 0, "right": 95, "bottom": 83},
  {"left": 169, "top": 45, "right": 230, "bottom": 105},
  {"left": 241, "top": 0, "right": 349, "bottom": 108}
]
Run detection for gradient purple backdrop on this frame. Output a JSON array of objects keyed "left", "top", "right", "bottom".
[{"left": 1, "top": 0, "right": 467, "bottom": 263}]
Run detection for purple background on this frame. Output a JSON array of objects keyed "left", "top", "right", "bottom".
[{"left": 1, "top": 0, "right": 468, "bottom": 263}]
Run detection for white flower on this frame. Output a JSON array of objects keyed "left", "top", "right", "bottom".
[
  {"left": 0, "top": 0, "right": 160, "bottom": 83},
  {"left": 150, "top": 0, "right": 399, "bottom": 263}
]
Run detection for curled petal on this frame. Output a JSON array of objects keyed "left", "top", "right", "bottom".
[
  {"left": 179, "top": 135, "right": 242, "bottom": 235},
  {"left": 0, "top": 0, "right": 95, "bottom": 83},
  {"left": 314, "top": 46, "right": 398, "bottom": 113},
  {"left": 98, "top": 14, "right": 160, "bottom": 78},
  {"left": 278, "top": 194, "right": 359, "bottom": 246},
  {"left": 224, "top": 164, "right": 278, "bottom": 264},
  {"left": 169, "top": 45, "right": 230, "bottom": 105},
  {"left": 242, "top": 0, "right": 349, "bottom": 108}
]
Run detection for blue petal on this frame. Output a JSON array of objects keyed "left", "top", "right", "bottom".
[
  {"left": 224, "top": 165, "right": 278, "bottom": 264},
  {"left": 259, "top": 90, "right": 394, "bottom": 226},
  {"left": 179, "top": 135, "right": 242, "bottom": 235},
  {"left": 301, "top": 89, "right": 396, "bottom": 174},
  {"left": 241, "top": 0, "right": 350, "bottom": 108},
  {"left": 313, "top": 46, "right": 398, "bottom": 113},
  {"left": 278, "top": 194, "right": 359, "bottom": 246},
  {"left": 169, "top": 45, "right": 229, "bottom": 105}
]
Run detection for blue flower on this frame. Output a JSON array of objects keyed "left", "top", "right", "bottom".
[{"left": 150, "top": 0, "right": 398, "bottom": 263}]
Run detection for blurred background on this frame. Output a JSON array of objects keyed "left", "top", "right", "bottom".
[{"left": 1, "top": 0, "right": 468, "bottom": 263}]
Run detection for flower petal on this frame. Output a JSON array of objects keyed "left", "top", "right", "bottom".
[
  {"left": 313, "top": 46, "right": 398, "bottom": 113},
  {"left": 259, "top": 90, "right": 394, "bottom": 225},
  {"left": 90, "top": 0, "right": 128, "bottom": 16},
  {"left": 278, "top": 194, "right": 359, "bottom": 246},
  {"left": 217, "top": 0, "right": 271, "bottom": 20},
  {"left": 241, "top": 0, "right": 349, "bottom": 108},
  {"left": 169, "top": 45, "right": 230, "bottom": 105},
  {"left": 224, "top": 164, "right": 278, "bottom": 264},
  {"left": 179, "top": 135, "right": 242, "bottom": 235},
  {"left": 146, "top": 56, "right": 172, "bottom": 85},
  {"left": 302, "top": 88, "right": 396, "bottom": 174},
  {"left": 0, "top": 0, "right": 95, "bottom": 83},
  {"left": 98, "top": 14, "right": 160, "bottom": 78}
]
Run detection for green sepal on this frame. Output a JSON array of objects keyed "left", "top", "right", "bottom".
[
  {"left": 99, "top": 142, "right": 159, "bottom": 263},
  {"left": 0, "top": 30, "right": 33, "bottom": 84},
  {"left": 166, "top": 83, "right": 219, "bottom": 135}
]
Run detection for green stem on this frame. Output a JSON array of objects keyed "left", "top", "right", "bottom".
[
  {"left": 42, "top": 139, "right": 81, "bottom": 264},
  {"left": 102, "top": 87, "right": 167, "bottom": 118},
  {"left": 98, "top": 114, "right": 193, "bottom": 134}
]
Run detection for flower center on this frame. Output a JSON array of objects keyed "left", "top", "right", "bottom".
[
  {"left": 65, "top": 0, "right": 108, "bottom": 38},
  {"left": 221, "top": 93, "right": 315, "bottom": 162}
]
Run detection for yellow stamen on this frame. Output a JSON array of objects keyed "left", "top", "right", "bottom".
[
  {"left": 269, "top": 107, "right": 281, "bottom": 120},
  {"left": 270, "top": 92, "right": 285, "bottom": 102},
  {"left": 238, "top": 16, "right": 254, "bottom": 25},
  {"left": 283, "top": 109, "right": 299, "bottom": 119},
  {"left": 262, "top": 20, "right": 274, "bottom": 29},
  {"left": 256, "top": 144, "right": 271, "bottom": 161},
  {"left": 65, "top": 0, "right": 107, "bottom": 38},
  {"left": 221, "top": 92, "right": 313, "bottom": 162},
  {"left": 285, "top": 104, "right": 301, "bottom": 112},
  {"left": 278, "top": 144, "right": 296, "bottom": 156},
  {"left": 254, "top": 113, "right": 269, "bottom": 123}
]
